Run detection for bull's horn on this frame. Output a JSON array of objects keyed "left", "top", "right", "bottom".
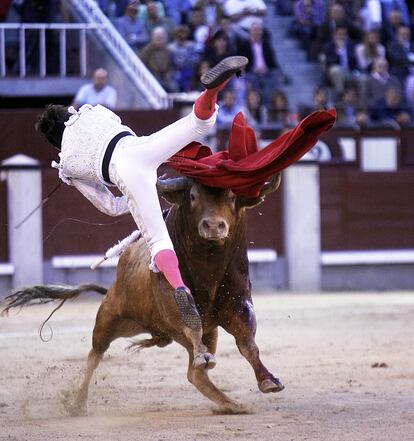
[
  {"left": 156, "top": 176, "right": 189, "bottom": 194},
  {"left": 258, "top": 173, "right": 281, "bottom": 197},
  {"left": 239, "top": 173, "right": 282, "bottom": 209}
]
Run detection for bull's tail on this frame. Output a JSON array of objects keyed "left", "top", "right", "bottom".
[
  {"left": 126, "top": 335, "right": 173, "bottom": 352},
  {"left": 1, "top": 283, "right": 107, "bottom": 316}
]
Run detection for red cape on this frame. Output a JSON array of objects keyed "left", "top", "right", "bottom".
[{"left": 168, "top": 108, "right": 336, "bottom": 197}]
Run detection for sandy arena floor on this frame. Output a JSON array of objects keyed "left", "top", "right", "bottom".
[{"left": 0, "top": 292, "right": 413, "bottom": 441}]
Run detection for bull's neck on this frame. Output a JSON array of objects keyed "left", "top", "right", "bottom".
[{"left": 167, "top": 208, "right": 248, "bottom": 289}]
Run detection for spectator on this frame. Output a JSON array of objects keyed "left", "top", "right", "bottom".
[
  {"left": 381, "top": 8, "right": 404, "bottom": 43},
  {"left": 115, "top": 0, "right": 149, "bottom": 50},
  {"left": 335, "top": 86, "right": 369, "bottom": 126},
  {"left": 405, "top": 73, "right": 414, "bottom": 106},
  {"left": 267, "top": 90, "right": 295, "bottom": 127},
  {"left": 359, "top": 0, "right": 382, "bottom": 32},
  {"left": 223, "top": 0, "right": 267, "bottom": 31},
  {"left": 291, "top": 0, "right": 325, "bottom": 60},
  {"left": 386, "top": 25, "right": 414, "bottom": 85},
  {"left": 298, "top": 86, "right": 332, "bottom": 119},
  {"left": 139, "top": 27, "right": 179, "bottom": 92},
  {"left": 15, "top": 0, "right": 60, "bottom": 74},
  {"left": 189, "top": 59, "right": 211, "bottom": 91},
  {"left": 203, "top": 30, "right": 235, "bottom": 66},
  {"left": 196, "top": 0, "right": 223, "bottom": 28},
  {"left": 237, "top": 21, "right": 288, "bottom": 100},
  {"left": 143, "top": 1, "right": 174, "bottom": 38},
  {"left": 187, "top": 7, "right": 210, "bottom": 52},
  {"left": 216, "top": 89, "right": 247, "bottom": 127},
  {"left": 211, "top": 14, "right": 241, "bottom": 55},
  {"left": 168, "top": 25, "right": 199, "bottom": 91},
  {"left": 322, "top": 26, "right": 359, "bottom": 94},
  {"left": 365, "top": 57, "right": 401, "bottom": 109},
  {"left": 244, "top": 89, "right": 267, "bottom": 125},
  {"left": 315, "top": 2, "right": 362, "bottom": 57},
  {"left": 73, "top": 68, "right": 118, "bottom": 109},
  {"left": 371, "top": 86, "right": 412, "bottom": 126},
  {"left": 380, "top": 0, "right": 410, "bottom": 27},
  {"left": 355, "top": 30, "right": 385, "bottom": 74}
]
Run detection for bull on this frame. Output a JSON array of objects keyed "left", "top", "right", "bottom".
[{"left": 2, "top": 173, "right": 283, "bottom": 414}]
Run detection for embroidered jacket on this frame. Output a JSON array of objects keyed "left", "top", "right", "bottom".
[{"left": 52, "top": 104, "right": 134, "bottom": 216}]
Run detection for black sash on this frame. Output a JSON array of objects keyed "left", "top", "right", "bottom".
[{"left": 102, "top": 131, "right": 133, "bottom": 184}]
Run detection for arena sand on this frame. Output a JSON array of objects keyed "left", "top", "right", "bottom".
[{"left": 0, "top": 292, "right": 413, "bottom": 441}]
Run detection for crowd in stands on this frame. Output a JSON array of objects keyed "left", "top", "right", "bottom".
[
  {"left": 104, "top": 0, "right": 292, "bottom": 129},
  {"left": 103, "top": 0, "right": 414, "bottom": 128},
  {"left": 291, "top": 0, "right": 414, "bottom": 128},
  {"left": 2, "top": 0, "right": 414, "bottom": 129}
]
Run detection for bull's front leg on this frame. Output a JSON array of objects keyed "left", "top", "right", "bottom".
[{"left": 220, "top": 299, "right": 285, "bottom": 393}]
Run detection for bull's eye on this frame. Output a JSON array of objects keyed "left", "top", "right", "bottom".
[
  {"left": 230, "top": 194, "right": 236, "bottom": 204},
  {"left": 190, "top": 193, "right": 196, "bottom": 202}
]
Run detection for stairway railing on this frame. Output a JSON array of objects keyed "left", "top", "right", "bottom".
[{"left": 66, "top": 0, "right": 168, "bottom": 108}]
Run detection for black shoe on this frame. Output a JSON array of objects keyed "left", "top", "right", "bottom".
[
  {"left": 201, "top": 56, "right": 249, "bottom": 89},
  {"left": 174, "top": 286, "right": 202, "bottom": 331}
]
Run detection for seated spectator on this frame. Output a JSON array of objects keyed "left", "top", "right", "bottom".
[
  {"left": 267, "top": 90, "right": 296, "bottom": 127},
  {"left": 237, "top": 21, "right": 288, "bottom": 101},
  {"left": 298, "top": 86, "right": 332, "bottom": 119},
  {"left": 371, "top": 86, "right": 412, "bottom": 126},
  {"left": 216, "top": 89, "right": 247, "bottom": 127},
  {"left": 380, "top": 0, "right": 410, "bottom": 29},
  {"left": 211, "top": 14, "right": 241, "bottom": 55},
  {"left": 386, "top": 25, "right": 414, "bottom": 85},
  {"left": 168, "top": 25, "right": 200, "bottom": 92},
  {"left": 223, "top": 0, "right": 267, "bottom": 32},
  {"left": 196, "top": 0, "right": 223, "bottom": 28},
  {"left": 359, "top": 0, "right": 382, "bottom": 32},
  {"left": 405, "top": 73, "right": 414, "bottom": 106},
  {"left": 189, "top": 59, "right": 211, "bottom": 91},
  {"left": 355, "top": 30, "right": 385, "bottom": 74},
  {"left": 187, "top": 7, "right": 210, "bottom": 53},
  {"left": 315, "top": 2, "right": 362, "bottom": 58},
  {"left": 72, "top": 68, "right": 118, "bottom": 109},
  {"left": 203, "top": 30, "right": 235, "bottom": 66},
  {"left": 291, "top": 0, "right": 325, "bottom": 60},
  {"left": 115, "top": 0, "right": 149, "bottom": 50},
  {"left": 365, "top": 57, "right": 401, "bottom": 109},
  {"left": 322, "top": 26, "right": 359, "bottom": 94},
  {"left": 335, "top": 86, "right": 369, "bottom": 126},
  {"left": 381, "top": 8, "right": 405, "bottom": 43},
  {"left": 142, "top": 1, "right": 174, "bottom": 38},
  {"left": 244, "top": 89, "right": 267, "bottom": 125},
  {"left": 139, "top": 27, "right": 179, "bottom": 92}
]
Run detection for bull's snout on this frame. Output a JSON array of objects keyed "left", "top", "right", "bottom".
[{"left": 199, "top": 217, "right": 229, "bottom": 241}]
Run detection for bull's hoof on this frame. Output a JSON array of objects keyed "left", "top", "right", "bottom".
[
  {"left": 259, "top": 377, "right": 285, "bottom": 393},
  {"left": 193, "top": 352, "right": 216, "bottom": 370},
  {"left": 212, "top": 402, "right": 251, "bottom": 415}
]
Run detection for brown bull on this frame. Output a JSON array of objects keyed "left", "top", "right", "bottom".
[{"left": 2, "top": 174, "right": 283, "bottom": 414}]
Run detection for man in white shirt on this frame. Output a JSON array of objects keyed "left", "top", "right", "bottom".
[{"left": 73, "top": 68, "right": 118, "bottom": 109}]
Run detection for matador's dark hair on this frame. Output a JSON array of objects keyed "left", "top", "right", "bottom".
[{"left": 35, "top": 104, "right": 71, "bottom": 149}]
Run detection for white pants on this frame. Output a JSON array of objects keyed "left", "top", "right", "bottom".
[{"left": 108, "top": 107, "right": 217, "bottom": 265}]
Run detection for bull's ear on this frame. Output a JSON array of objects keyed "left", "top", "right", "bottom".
[
  {"left": 238, "top": 173, "right": 281, "bottom": 209},
  {"left": 157, "top": 176, "right": 189, "bottom": 206}
]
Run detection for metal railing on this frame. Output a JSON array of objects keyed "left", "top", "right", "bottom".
[
  {"left": 0, "top": 22, "right": 107, "bottom": 78},
  {"left": 66, "top": 0, "right": 169, "bottom": 109}
]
